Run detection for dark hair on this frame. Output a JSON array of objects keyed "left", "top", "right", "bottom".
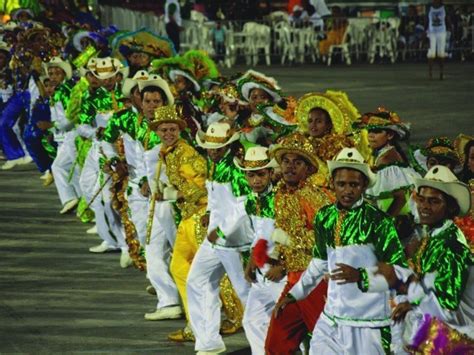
[
  {"left": 461, "top": 140, "right": 474, "bottom": 183},
  {"left": 140, "top": 86, "right": 168, "bottom": 104},
  {"left": 444, "top": 191, "right": 461, "bottom": 219}
]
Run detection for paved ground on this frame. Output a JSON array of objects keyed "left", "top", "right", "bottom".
[{"left": 0, "top": 62, "right": 473, "bottom": 354}]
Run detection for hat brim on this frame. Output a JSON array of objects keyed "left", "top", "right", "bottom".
[
  {"left": 415, "top": 178, "right": 471, "bottom": 216},
  {"left": 169, "top": 69, "right": 200, "bottom": 92},
  {"left": 273, "top": 147, "right": 319, "bottom": 170},
  {"left": 327, "top": 161, "right": 377, "bottom": 187},
  {"left": 149, "top": 118, "right": 186, "bottom": 131},
  {"left": 241, "top": 82, "right": 281, "bottom": 103},
  {"left": 44, "top": 61, "right": 73, "bottom": 80},
  {"left": 92, "top": 68, "right": 120, "bottom": 80},
  {"left": 138, "top": 78, "right": 175, "bottom": 106},
  {"left": 195, "top": 130, "right": 240, "bottom": 149},
  {"left": 122, "top": 78, "right": 138, "bottom": 98},
  {"left": 234, "top": 156, "right": 278, "bottom": 171}
]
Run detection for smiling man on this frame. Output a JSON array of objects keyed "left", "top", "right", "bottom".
[
  {"left": 273, "top": 147, "right": 408, "bottom": 355},
  {"left": 264, "top": 132, "right": 332, "bottom": 354}
]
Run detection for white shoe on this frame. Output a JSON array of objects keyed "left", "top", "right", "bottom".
[
  {"left": 86, "top": 225, "right": 98, "bottom": 234},
  {"left": 144, "top": 306, "right": 183, "bottom": 321},
  {"left": 59, "top": 198, "right": 79, "bottom": 214},
  {"left": 40, "top": 171, "right": 49, "bottom": 180},
  {"left": 42, "top": 172, "right": 54, "bottom": 187},
  {"left": 120, "top": 250, "right": 133, "bottom": 268},
  {"left": 20, "top": 156, "right": 33, "bottom": 165},
  {"left": 196, "top": 346, "right": 226, "bottom": 355},
  {"left": 1, "top": 158, "right": 23, "bottom": 170},
  {"left": 89, "top": 241, "right": 119, "bottom": 253}
]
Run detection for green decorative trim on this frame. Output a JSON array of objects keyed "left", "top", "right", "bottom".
[
  {"left": 216, "top": 227, "right": 226, "bottom": 240},
  {"left": 380, "top": 326, "right": 391, "bottom": 355},
  {"left": 357, "top": 268, "right": 369, "bottom": 292}
]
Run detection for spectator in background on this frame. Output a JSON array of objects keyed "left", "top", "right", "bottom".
[
  {"left": 398, "top": 5, "right": 425, "bottom": 60},
  {"left": 165, "top": 0, "right": 182, "bottom": 53},
  {"left": 255, "top": 0, "right": 271, "bottom": 20},
  {"left": 289, "top": 5, "right": 309, "bottom": 28},
  {"left": 211, "top": 21, "right": 226, "bottom": 64},
  {"left": 319, "top": 6, "right": 348, "bottom": 63},
  {"left": 426, "top": 0, "right": 451, "bottom": 80}
]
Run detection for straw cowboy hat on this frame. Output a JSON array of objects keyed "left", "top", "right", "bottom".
[
  {"left": 196, "top": 122, "right": 240, "bottom": 150},
  {"left": 91, "top": 57, "right": 122, "bottom": 80},
  {"left": 234, "top": 146, "right": 278, "bottom": 171},
  {"left": 149, "top": 105, "right": 186, "bottom": 130},
  {"left": 415, "top": 165, "right": 471, "bottom": 216},
  {"left": 272, "top": 131, "right": 319, "bottom": 169},
  {"left": 137, "top": 74, "right": 174, "bottom": 106},
  {"left": 327, "top": 147, "right": 377, "bottom": 187},
  {"left": 43, "top": 56, "right": 73, "bottom": 80},
  {"left": 78, "top": 57, "right": 97, "bottom": 77},
  {"left": 122, "top": 70, "right": 149, "bottom": 98}
]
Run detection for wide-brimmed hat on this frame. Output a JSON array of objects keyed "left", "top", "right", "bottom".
[
  {"left": 43, "top": 56, "right": 72, "bottom": 80},
  {"left": 0, "top": 41, "right": 11, "bottom": 54},
  {"left": 296, "top": 91, "right": 359, "bottom": 135},
  {"left": 10, "top": 8, "right": 34, "bottom": 21},
  {"left": 122, "top": 70, "right": 149, "bottom": 98},
  {"left": 78, "top": 57, "right": 97, "bottom": 77},
  {"left": 415, "top": 165, "right": 471, "bottom": 216},
  {"left": 327, "top": 147, "right": 377, "bottom": 187},
  {"left": 215, "top": 83, "right": 247, "bottom": 106},
  {"left": 73, "top": 31, "right": 106, "bottom": 52},
  {"left": 234, "top": 146, "right": 278, "bottom": 171},
  {"left": 91, "top": 57, "right": 121, "bottom": 79},
  {"left": 196, "top": 122, "right": 240, "bottom": 149},
  {"left": 237, "top": 70, "right": 282, "bottom": 103},
  {"left": 272, "top": 131, "right": 319, "bottom": 169},
  {"left": 169, "top": 68, "right": 201, "bottom": 92},
  {"left": 354, "top": 107, "right": 410, "bottom": 140},
  {"left": 423, "top": 137, "right": 460, "bottom": 165},
  {"left": 150, "top": 105, "right": 186, "bottom": 130},
  {"left": 137, "top": 73, "right": 174, "bottom": 105}
]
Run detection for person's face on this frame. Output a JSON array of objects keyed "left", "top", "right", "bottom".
[
  {"left": 80, "top": 37, "right": 94, "bottom": 49},
  {"left": 18, "top": 13, "right": 31, "bottom": 22},
  {"left": 174, "top": 75, "right": 191, "bottom": 93},
  {"left": 308, "top": 109, "right": 332, "bottom": 138},
  {"left": 416, "top": 187, "right": 449, "bottom": 227},
  {"left": 131, "top": 87, "right": 142, "bottom": 110},
  {"left": 280, "top": 153, "right": 312, "bottom": 186},
  {"left": 426, "top": 156, "right": 455, "bottom": 171},
  {"left": 468, "top": 146, "right": 474, "bottom": 174},
  {"left": 100, "top": 76, "right": 116, "bottom": 91},
  {"left": 249, "top": 88, "right": 271, "bottom": 113},
  {"left": 85, "top": 73, "right": 100, "bottom": 91},
  {"left": 142, "top": 91, "right": 165, "bottom": 119},
  {"left": 128, "top": 52, "right": 150, "bottom": 68},
  {"left": 332, "top": 169, "right": 368, "bottom": 209},
  {"left": 156, "top": 123, "right": 180, "bottom": 147},
  {"left": 207, "top": 146, "right": 229, "bottom": 163},
  {"left": 368, "top": 129, "right": 394, "bottom": 150},
  {"left": 43, "top": 80, "right": 56, "bottom": 98},
  {"left": 47, "top": 67, "right": 66, "bottom": 86},
  {"left": 245, "top": 169, "right": 272, "bottom": 194}
]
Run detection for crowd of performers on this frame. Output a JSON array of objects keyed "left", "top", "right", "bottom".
[{"left": 0, "top": 8, "right": 473, "bottom": 355}]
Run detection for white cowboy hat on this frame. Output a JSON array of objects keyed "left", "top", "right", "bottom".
[
  {"left": 234, "top": 146, "right": 278, "bottom": 171},
  {"left": 122, "top": 70, "right": 149, "bottom": 98},
  {"left": 73, "top": 31, "right": 96, "bottom": 52},
  {"left": 0, "top": 41, "right": 11, "bottom": 53},
  {"left": 415, "top": 165, "right": 471, "bottom": 216},
  {"left": 238, "top": 70, "right": 281, "bottom": 103},
  {"left": 169, "top": 69, "right": 201, "bottom": 92},
  {"left": 327, "top": 147, "right": 377, "bottom": 187},
  {"left": 196, "top": 122, "right": 240, "bottom": 150},
  {"left": 91, "top": 57, "right": 121, "bottom": 80},
  {"left": 137, "top": 74, "right": 174, "bottom": 106},
  {"left": 43, "top": 56, "right": 72, "bottom": 80},
  {"left": 78, "top": 57, "right": 98, "bottom": 77}
]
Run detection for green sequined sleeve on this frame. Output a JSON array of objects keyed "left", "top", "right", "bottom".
[
  {"left": 77, "top": 97, "right": 96, "bottom": 125},
  {"left": 431, "top": 240, "right": 470, "bottom": 310},
  {"left": 102, "top": 112, "right": 122, "bottom": 143},
  {"left": 312, "top": 207, "right": 329, "bottom": 260},
  {"left": 373, "top": 215, "right": 407, "bottom": 267}
]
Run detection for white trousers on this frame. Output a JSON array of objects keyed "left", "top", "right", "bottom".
[
  {"left": 310, "top": 314, "right": 387, "bottom": 355},
  {"left": 243, "top": 274, "right": 286, "bottom": 355},
  {"left": 52, "top": 131, "right": 81, "bottom": 205},
  {"left": 127, "top": 186, "right": 148, "bottom": 245},
  {"left": 145, "top": 201, "right": 180, "bottom": 309},
  {"left": 79, "top": 141, "right": 99, "bottom": 204},
  {"left": 427, "top": 32, "right": 446, "bottom": 58},
  {"left": 187, "top": 239, "right": 250, "bottom": 352}
]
